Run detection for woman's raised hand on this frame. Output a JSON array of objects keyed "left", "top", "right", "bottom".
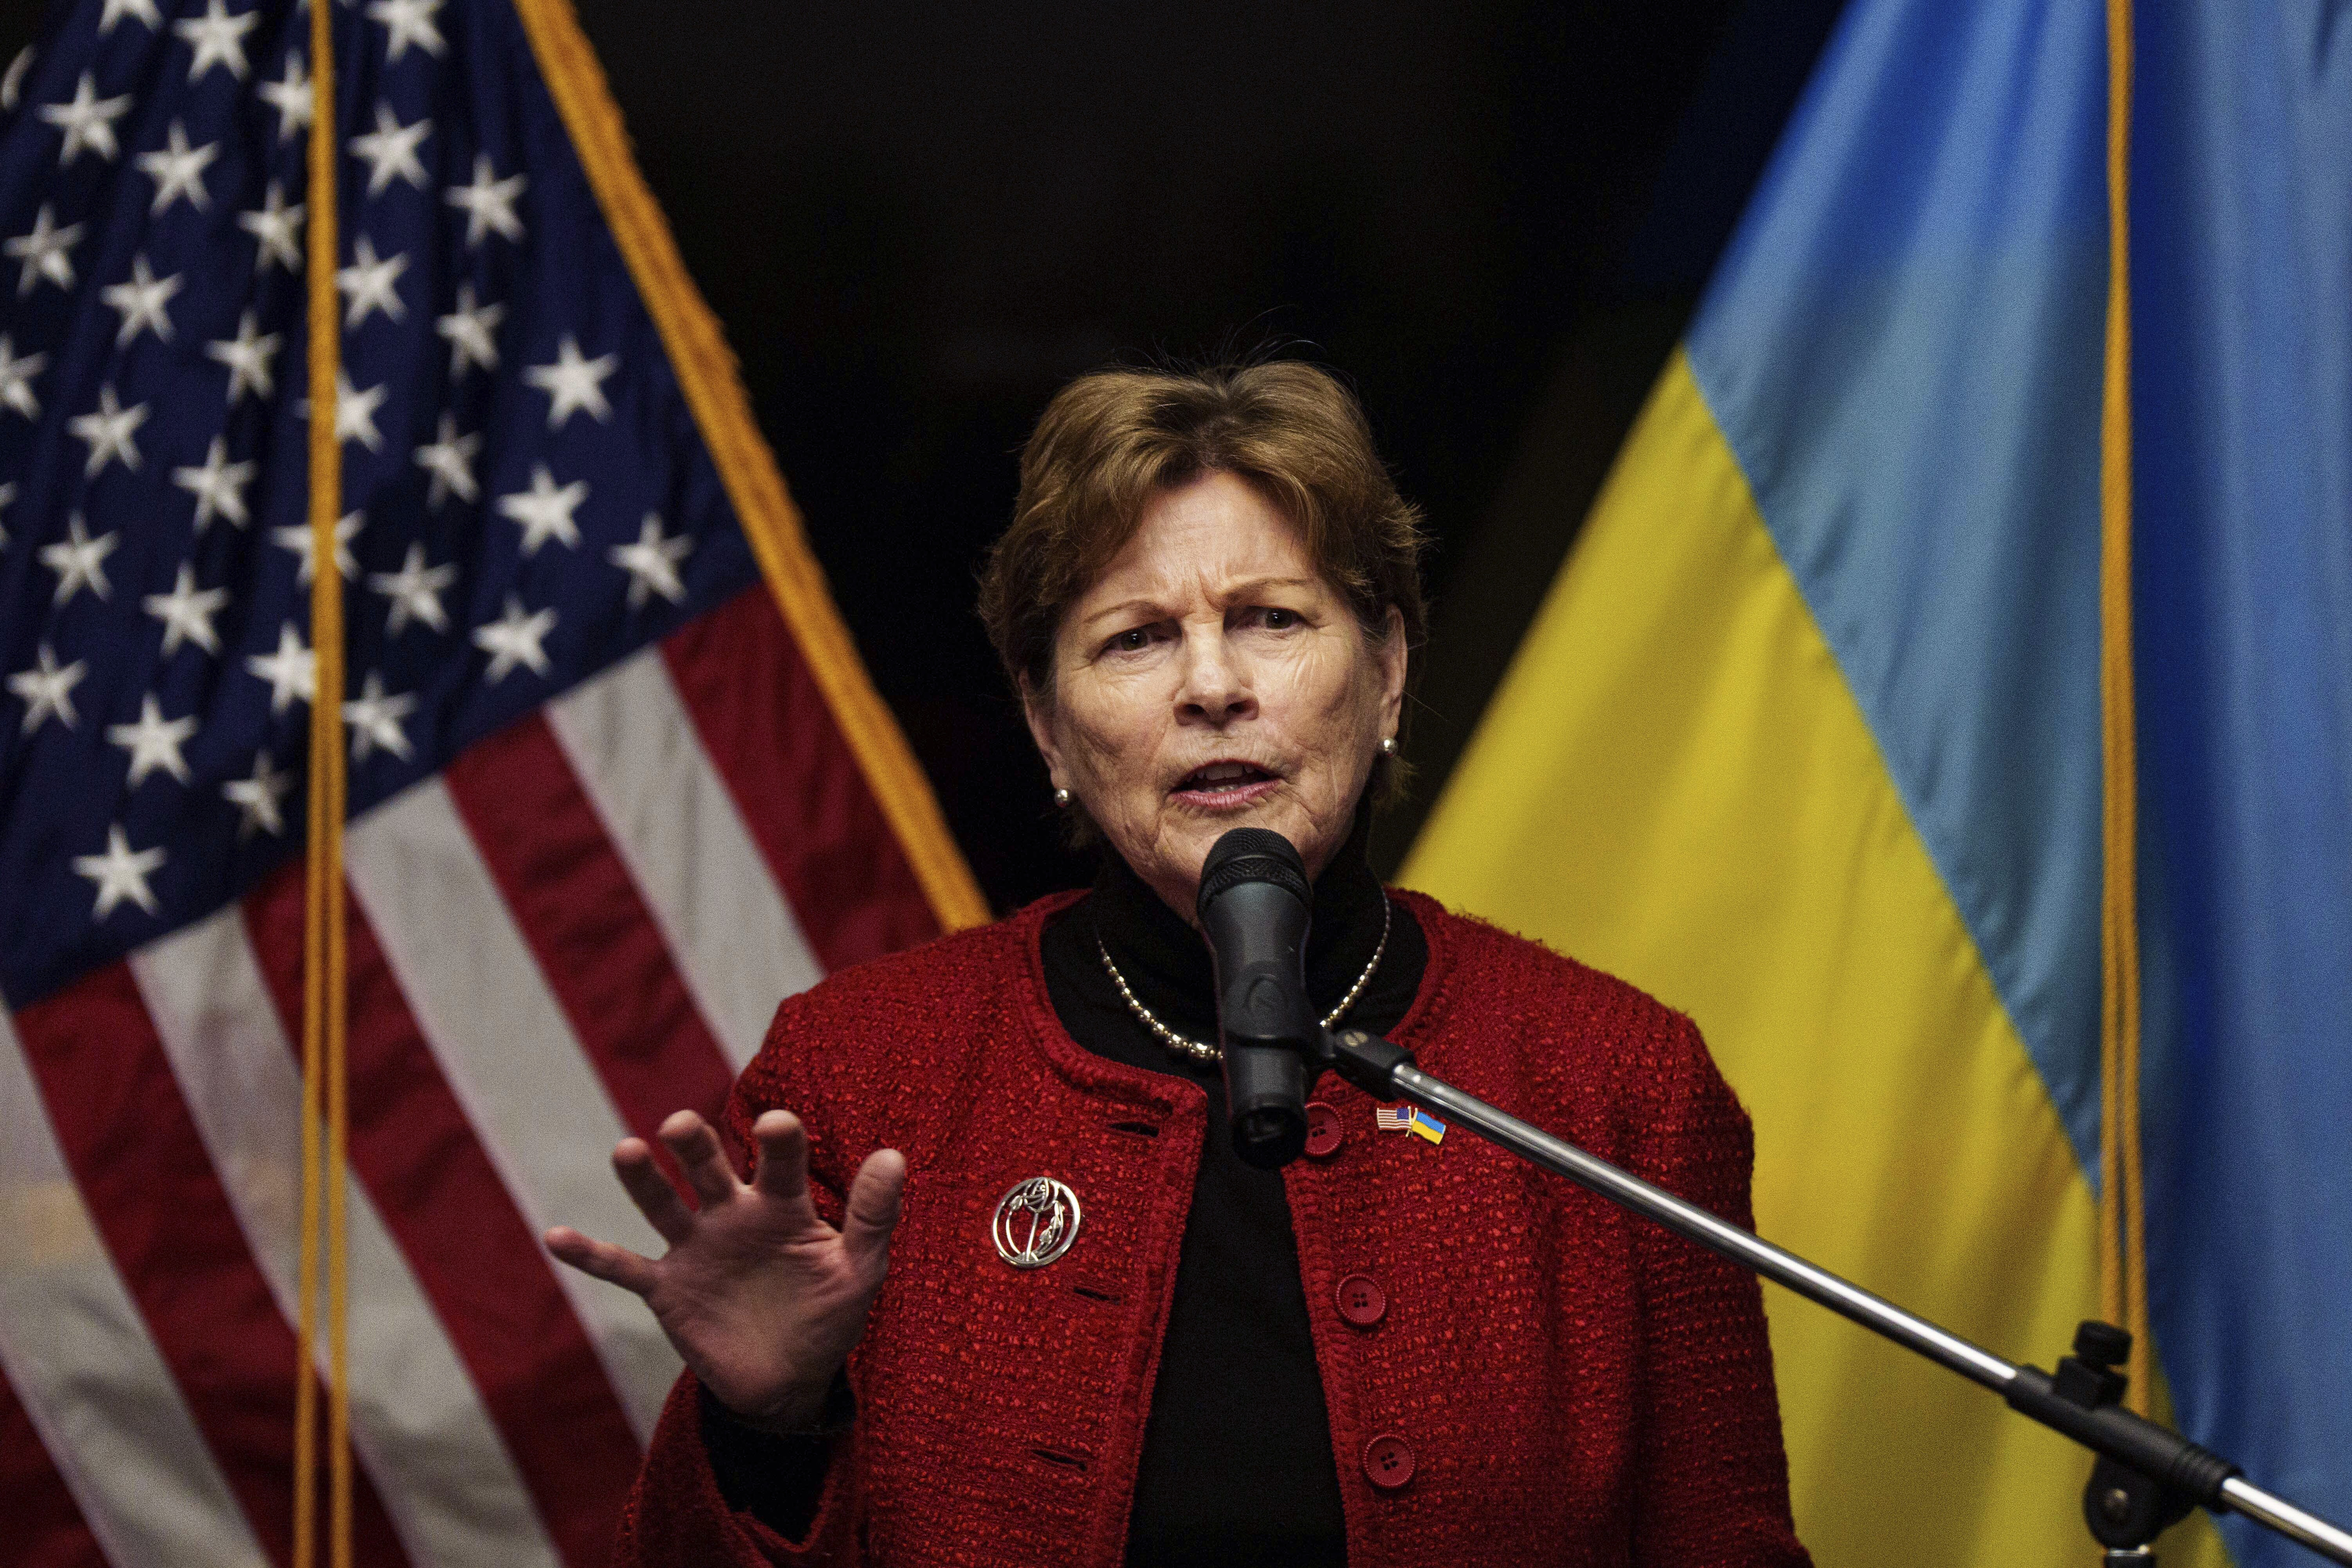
[{"left": 544, "top": 1108, "right": 905, "bottom": 1431}]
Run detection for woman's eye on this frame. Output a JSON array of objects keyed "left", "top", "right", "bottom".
[
  {"left": 1256, "top": 606, "right": 1299, "bottom": 630},
  {"left": 1110, "top": 628, "right": 1153, "bottom": 652}
]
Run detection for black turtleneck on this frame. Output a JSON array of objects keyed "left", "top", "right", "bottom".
[
  {"left": 1038, "top": 806, "right": 1426, "bottom": 1568},
  {"left": 703, "top": 809, "right": 1426, "bottom": 1565}
]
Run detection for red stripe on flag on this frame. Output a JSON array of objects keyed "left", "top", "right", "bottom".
[
  {"left": 442, "top": 712, "right": 734, "bottom": 1150},
  {"left": 0, "top": 1366, "right": 105, "bottom": 1568},
  {"left": 10, "top": 967, "right": 411, "bottom": 1568},
  {"left": 243, "top": 864, "right": 641, "bottom": 1568},
  {"left": 664, "top": 585, "right": 942, "bottom": 971}
]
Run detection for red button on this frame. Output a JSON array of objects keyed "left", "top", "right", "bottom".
[
  {"left": 1336, "top": 1274, "right": 1387, "bottom": 1327},
  {"left": 1303, "top": 1100, "right": 1343, "bottom": 1158},
  {"left": 1363, "top": 1433, "right": 1416, "bottom": 1489}
]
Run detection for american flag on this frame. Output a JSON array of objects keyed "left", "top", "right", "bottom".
[
  {"left": 1374, "top": 1104, "right": 1411, "bottom": 1131},
  {"left": 0, "top": 2, "right": 976, "bottom": 1564}
]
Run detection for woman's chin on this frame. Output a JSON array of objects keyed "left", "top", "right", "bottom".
[{"left": 1160, "top": 789, "right": 1330, "bottom": 876}]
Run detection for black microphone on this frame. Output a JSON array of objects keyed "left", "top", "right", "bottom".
[{"left": 1197, "top": 827, "right": 1317, "bottom": 1169}]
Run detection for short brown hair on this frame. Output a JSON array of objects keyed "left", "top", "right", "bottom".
[{"left": 979, "top": 360, "right": 1428, "bottom": 724}]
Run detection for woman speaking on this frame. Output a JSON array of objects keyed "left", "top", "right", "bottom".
[{"left": 546, "top": 362, "right": 1811, "bottom": 1566}]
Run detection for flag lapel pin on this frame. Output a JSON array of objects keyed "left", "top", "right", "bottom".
[{"left": 1376, "top": 1104, "right": 1444, "bottom": 1145}]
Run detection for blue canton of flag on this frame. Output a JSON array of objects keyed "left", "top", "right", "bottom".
[{"left": 0, "top": 0, "right": 758, "bottom": 1011}]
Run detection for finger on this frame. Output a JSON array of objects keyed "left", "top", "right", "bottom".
[
  {"left": 838, "top": 1148, "right": 907, "bottom": 1267},
  {"left": 612, "top": 1138, "right": 695, "bottom": 1243},
  {"left": 544, "top": 1226, "right": 659, "bottom": 1296},
  {"left": 748, "top": 1109, "right": 811, "bottom": 1208},
  {"left": 659, "top": 1110, "right": 741, "bottom": 1211}
]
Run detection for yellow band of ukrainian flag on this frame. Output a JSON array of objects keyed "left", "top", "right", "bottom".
[{"left": 1403, "top": 2, "right": 2225, "bottom": 1562}]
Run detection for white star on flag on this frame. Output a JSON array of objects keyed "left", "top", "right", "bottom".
[
  {"left": 74, "top": 824, "right": 166, "bottom": 920},
  {"left": 446, "top": 152, "right": 525, "bottom": 247},
  {"left": 368, "top": 0, "right": 448, "bottom": 62},
  {"left": 99, "top": 0, "right": 163, "bottom": 34},
  {"left": 256, "top": 54, "right": 312, "bottom": 142},
  {"left": 39, "top": 72, "right": 131, "bottom": 165},
  {"left": 350, "top": 101, "right": 432, "bottom": 196},
  {"left": 496, "top": 465, "right": 588, "bottom": 554},
  {"left": 224, "top": 750, "right": 293, "bottom": 838},
  {"left": 329, "top": 370, "right": 388, "bottom": 451},
  {"left": 100, "top": 254, "right": 183, "bottom": 345},
  {"left": 344, "top": 671, "right": 418, "bottom": 762},
  {"left": 143, "top": 562, "right": 229, "bottom": 655},
  {"left": 524, "top": 334, "right": 619, "bottom": 428},
  {"left": 67, "top": 385, "right": 147, "bottom": 476},
  {"left": 136, "top": 121, "right": 219, "bottom": 214},
  {"left": 107, "top": 694, "right": 198, "bottom": 787},
  {"left": 238, "top": 181, "right": 305, "bottom": 272},
  {"left": 413, "top": 412, "right": 481, "bottom": 506},
  {"left": 7, "top": 204, "right": 83, "bottom": 295},
  {"left": 473, "top": 595, "right": 558, "bottom": 682},
  {"left": 245, "top": 622, "right": 315, "bottom": 713},
  {"left": 336, "top": 234, "right": 409, "bottom": 327},
  {"left": 436, "top": 282, "right": 503, "bottom": 376},
  {"left": 40, "top": 515, "right": 118, "bottom": 604},
  {"left": 0, "top": 335, "right": 46, "bottom": 417},
  {"left": 610, "top": 513, "right": 693, "bottom": 607},
  {"left": 368, "top": 541, "right": 457, "bottom": 635},
  {"left": 270, "top": 510, "right": 363, "bottom": 585},
  {"left": 172, "top": 0, "right": 259, "bottom": 83},
  {"left": 173, "top": 436, "right": 256, "bottom": 530},
  {"left": 8, "top": 643, "right": 87, "bottom": 733},
  {"left": 205, "top": 310, "right": 282, "bottom": 405}
]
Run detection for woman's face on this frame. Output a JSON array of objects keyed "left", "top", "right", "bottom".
[{"left": 1026, "top": 470, "right": 1407, "bottom": 918}]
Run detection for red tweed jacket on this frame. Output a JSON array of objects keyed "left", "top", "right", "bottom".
[{"left": 614, "top": 891, "right": 1811, "bottom": 1567}]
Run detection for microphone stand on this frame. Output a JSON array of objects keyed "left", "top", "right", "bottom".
[{"left": 1317, "top": 1027, "right": 2352, "bottom": 1566}]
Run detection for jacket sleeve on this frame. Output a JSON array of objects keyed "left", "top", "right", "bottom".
[
  {"left": 1621, "top": 1012, "right": 1812, "bottom": 1568},
  {"left": 611, "top": 1372, "right": 863, "bottom": 1566},
  {"left": 610, "top": 997, "right": 867, "bottom": 1567}
]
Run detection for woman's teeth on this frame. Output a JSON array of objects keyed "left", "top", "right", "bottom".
[{"left": 1181, "top": 763, "right": 1271, "bottom": 790}]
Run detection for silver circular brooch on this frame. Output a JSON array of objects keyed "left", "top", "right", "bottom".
[{"left": 991, "top": 1176, "right": 1081, "bottom": 1269}]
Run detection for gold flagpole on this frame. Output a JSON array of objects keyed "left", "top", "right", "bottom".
[
  {"left": 2098, "top": 0, "right": 2151, "bottom": 1416},
  {"left": 300, "top": 1, "right": 354, "bottom": 1563}
]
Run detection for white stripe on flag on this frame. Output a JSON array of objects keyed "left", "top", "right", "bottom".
[
  {"left": 546, "top": 643, "right": 820, "bottom": 1069},
  {"left": 0, "top": 1005, "right": 270, "bottom": 1568},
  {"left": 345, "top": 779, "right": 682, "bottom": 1440},
  {"left": 130, "top": 911, "right": 564, "bottom": 1568}
]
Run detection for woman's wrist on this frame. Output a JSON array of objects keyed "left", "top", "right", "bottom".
[{"left": 704, "top": 1366, "right": 854, "bottom": 1438}]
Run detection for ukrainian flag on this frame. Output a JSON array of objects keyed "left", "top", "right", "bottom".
[{"left": 1405, "top": 2, "right": 2351, "bottom": 1564}]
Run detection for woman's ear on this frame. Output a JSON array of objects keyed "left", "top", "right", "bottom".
[
  {"left": 1020, "top": 678, "right": 1070, "bottom": 794},
  {"left": 1376, "top": 604, "right": 1408, "bottom": 735}
]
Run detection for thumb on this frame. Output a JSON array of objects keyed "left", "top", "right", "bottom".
[{"left": 838, "top": 1148, "right": 906, "bottom": 1267}]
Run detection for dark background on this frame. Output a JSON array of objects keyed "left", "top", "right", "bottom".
[{"left": 0, "top": 0, "right": 1847, "bottom": 911}]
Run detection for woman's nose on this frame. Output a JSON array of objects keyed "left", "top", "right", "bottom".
[{"left": 1176, "top": 633, "right": 1254, "bottom": 722}]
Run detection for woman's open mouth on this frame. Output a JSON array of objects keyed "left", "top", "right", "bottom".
[{"left": 1170, "top": 760, "right": 1283, "bottom": 809}]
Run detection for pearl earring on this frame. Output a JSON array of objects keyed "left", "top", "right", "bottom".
[
  {"left": 1052, "top": 787, "right": 1073, "bottom": 808},
  {"left": 1379, "top": 737, "right": 1398, "bottom": 757}
]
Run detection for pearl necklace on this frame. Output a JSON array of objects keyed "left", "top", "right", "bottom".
[{"left": 1095, "top": 887, "right": 1392, "bottom": 1064}]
